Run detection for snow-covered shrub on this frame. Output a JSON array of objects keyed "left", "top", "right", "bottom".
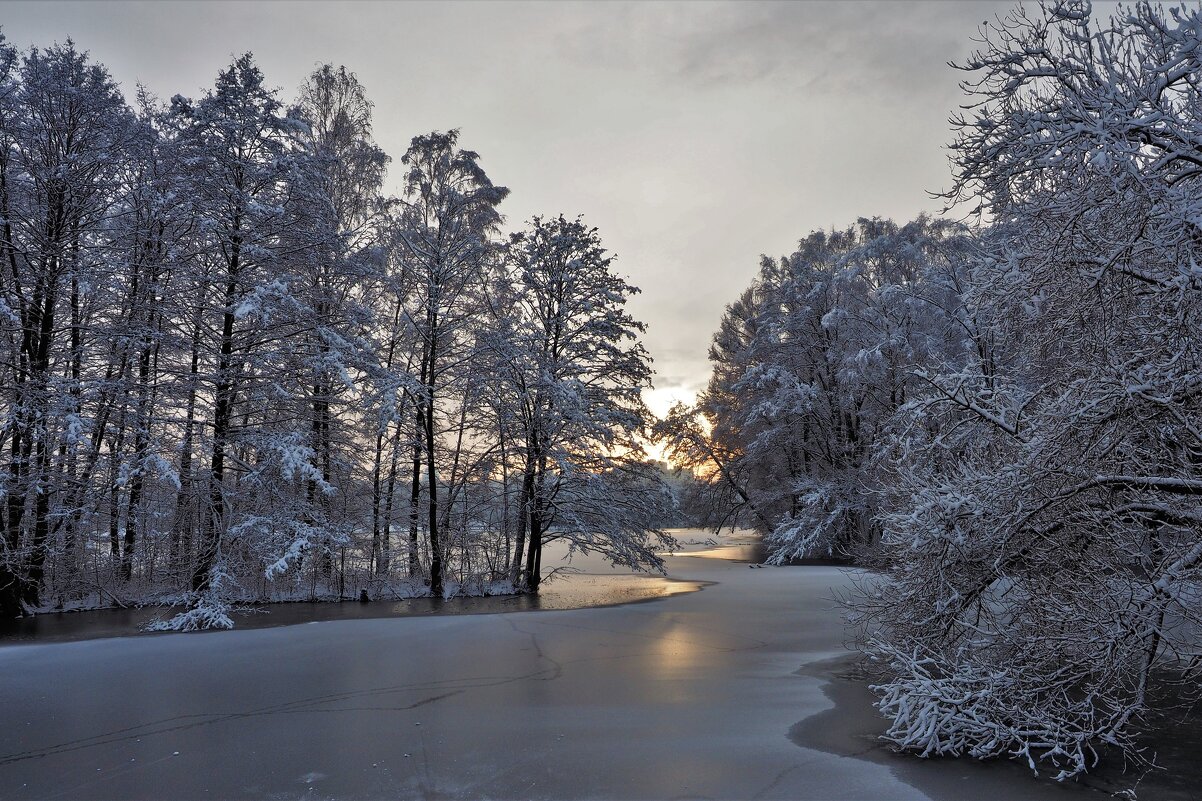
[
  {"left": 147, "top": 564, "right": 237, "bottom": 632},
  {"left": 868, "top": 641, "right": 1130, "bottom": 781}
]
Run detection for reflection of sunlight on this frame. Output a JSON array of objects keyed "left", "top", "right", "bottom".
[
  {"left": 660, "top": 529, "right": 764, "bottom": 562},
  {"left": 675, "top": 544, "right": 759, "bottom": 561},
  {"left": 653, "top": 621, "right": 700, "bottom": 682}
]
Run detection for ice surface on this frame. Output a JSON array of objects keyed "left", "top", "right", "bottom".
[{"left": 0, "top": 531, "right": 1096, "bottom": 800}]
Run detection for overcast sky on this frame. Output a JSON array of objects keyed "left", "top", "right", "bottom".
[{"left": 3, "top": 0, "right": 1016, "bottom": 414}]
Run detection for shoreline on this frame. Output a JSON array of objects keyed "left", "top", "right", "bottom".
[
  {"left": 0, "top": 571, "right": 709, "bottom": 647},
  {"left": 790, "top": 652, "right": 1193, "bottom": 801}
]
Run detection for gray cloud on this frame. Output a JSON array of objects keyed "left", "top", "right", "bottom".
[{"left": 557, "top": 2, "right": 993, "bottom": 96}]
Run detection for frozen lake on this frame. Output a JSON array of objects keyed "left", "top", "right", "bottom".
[{"left": 0, "top": 530, "right": 1154, "bottom": 799}]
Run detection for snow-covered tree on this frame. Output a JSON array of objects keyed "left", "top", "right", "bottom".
[
  {"left": 854, "top": 1, "right": 1202, "bottom": 779},
  {"left": 668, "top": 217, "right": 972, "bottom": 559},
  {"left": 496, "top": 215, "right": 674, "bottom": 590},
  {"left": 163, "top": 54, "right": 326, "bottom": 623},
  {"left": 253, "top": 64, "right": 392, "bottom": 590},
  {"left": 0, "top": 39, "right": 134, "bottom": 617},
  {"left": 394, "top": 130, "right": 508, "bottom": 598}
]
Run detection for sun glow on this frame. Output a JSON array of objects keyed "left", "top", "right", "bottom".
[{"left": 639, "top": 386, "right": 698, "bottom": 465}]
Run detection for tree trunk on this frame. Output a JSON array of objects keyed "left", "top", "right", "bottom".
[
  {"left": 512, "top": 452, "right": 535, "bottom": 589},
  {"left": 22, "top": 275, "right": 59, "bottom": 610},
  {"left": 171, "top": 307, "right": 204, "bottom": 584},
  {"left": 426, "top": 381, "right": 443, "bottom": 598},
  {"left": 193, "top": 267, "right": 239, "bottom": 593},
  {"left": 381, "top": 424, "right": 401, "bottom": 576}
]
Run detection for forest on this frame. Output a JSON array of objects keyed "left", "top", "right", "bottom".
[
  {"left": 0, "top": 40, "right": 677, "bottom": 630},
  {"left": 657, "top": 1, "right": 1202, "bottom": 783}
]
